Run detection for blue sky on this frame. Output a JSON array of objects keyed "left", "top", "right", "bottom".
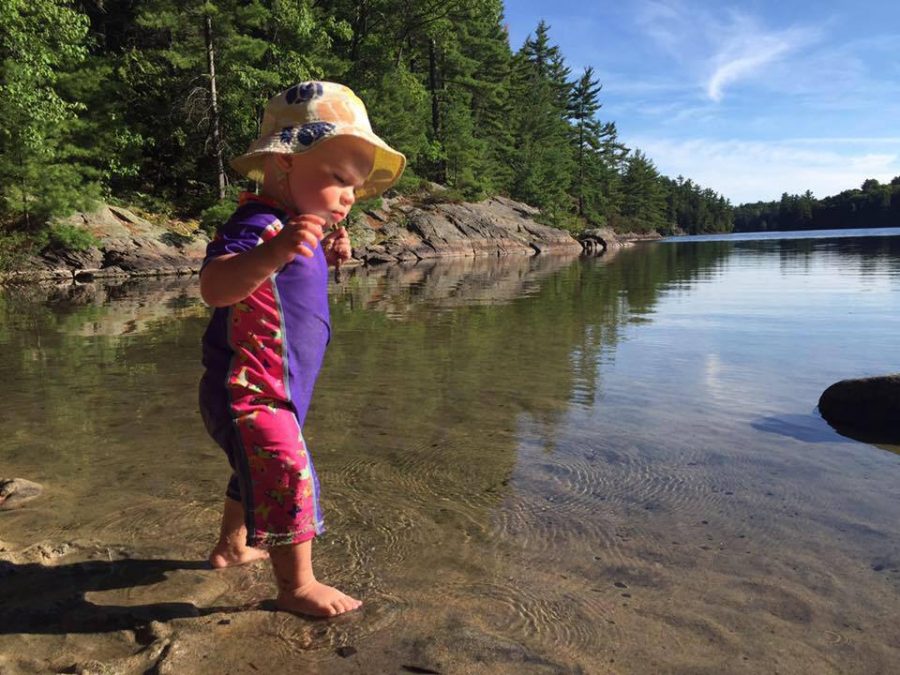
[{"left": 503, "top": 1, "right": 900, "bottom": 204}]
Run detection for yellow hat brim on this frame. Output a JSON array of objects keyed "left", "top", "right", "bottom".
[{"left": 230, "top": 131, "right": 406, "bottom": 199}]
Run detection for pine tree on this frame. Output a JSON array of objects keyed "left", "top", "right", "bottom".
[
  {"left": 86, "top": 0, "right": 349, "bottom": 209},
  {"left": 520, "top": 20, "right": 571, "bottom": 105},
  {"left": 327, "top": 0, "right": 487, "bottom": 189},
  {"left": 507, "top": 22, "right": 575, "bottom": 221},
  {"left": 426, "top": 0, "right": 513, "bottom": 196},
  {"left": 357, "top": 64, "right": 430, "bottom": 179},
  {"left": 566, "top": 66, "right": 626, "bottom": 224},
  {"left": 0, "top": 0, "right": 740, "bottom": 240},
  {"left": 462, "top": 2, "right": 516, "bottom": 194},
  {"left": 621, "top": 150, "right": 667, "bottom": 232},
  {"left": 0, "top": 0, "right": 95, "bottom": 225}
]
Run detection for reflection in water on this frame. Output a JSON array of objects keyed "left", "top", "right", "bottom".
[
  {"left": 1, "top": 235, "right": 900, "bottom": 673},
  {"left": 335, "top": 254, "right": 578, "bottom": 316}
]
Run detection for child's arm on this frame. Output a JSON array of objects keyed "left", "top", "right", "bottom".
[{"left": 201, "top": 215, "right": 325, "bottom": 307}]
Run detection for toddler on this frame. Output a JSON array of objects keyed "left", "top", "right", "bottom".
[{"left": 198, "top": 82, "right": 405, "bottom": 617}]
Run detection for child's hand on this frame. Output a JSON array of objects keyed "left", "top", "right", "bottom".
[
  {"left": 268, "top": 214, "right": 326, "bottom": 264},
  {"left": 323, "top": 226, "right": 352, "bottom": 267}
]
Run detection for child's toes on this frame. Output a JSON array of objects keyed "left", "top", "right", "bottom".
[{"left": 335, "top": 596, "right": 357, "bottom": 614}]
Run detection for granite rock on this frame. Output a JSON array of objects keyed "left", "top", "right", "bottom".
[{"left": 818, "top": 374, "right": 900, "bottom": 443}]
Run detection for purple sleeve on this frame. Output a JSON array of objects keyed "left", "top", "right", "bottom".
[{"left": 202, "top": 204, "right": 283, "bottom": 271}]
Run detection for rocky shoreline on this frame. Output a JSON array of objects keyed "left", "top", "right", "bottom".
[{"left": 1, "top": 193, "right": 645, "bottom": 283}]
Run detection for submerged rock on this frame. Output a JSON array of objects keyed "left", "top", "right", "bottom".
[
  {"left": 579, "top": 227, "right": 623, "bottom": 255},
  {"left": 818, "top": 374, "right": 900, "bottom": 443},
  {"left": 0, "top": 478, "right": 43, "bottom": 510}
]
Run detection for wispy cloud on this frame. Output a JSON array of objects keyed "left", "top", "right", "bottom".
[
  {"left": 637, "top": 1, "right": 823, "bottom": 102},
  {"left": 706, "top": 25, "right": 809, "bottom": 102},
  {"left": 629, "top": 136, "right": 900, "bottom": 203},
  {"left": 637, "top": 0, "right": 693, "bottom": 54},
  {"left": 789, "top": 137, "right": 900, "bottom": 146},
  {"left": 504, "top": 1, "right": 900, "bottom": 202}
]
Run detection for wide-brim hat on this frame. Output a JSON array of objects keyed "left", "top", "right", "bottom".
[{"left": 230, "top": 81, "right": 406, "bottom": 200}]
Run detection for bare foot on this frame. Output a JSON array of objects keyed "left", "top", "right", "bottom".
[
  {"left": 276, "top": 580, "right": 362, "bottom": 617},
  {"left": 208, "top": 542, "right": 269, "bottom": 569},
  {"left": 209, "top": 496, "right": 269, "bottom": 568}
]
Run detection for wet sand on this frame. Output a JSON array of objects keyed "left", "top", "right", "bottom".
[{"left": 1, "top": 247, "right": 899, "bottom": 674}]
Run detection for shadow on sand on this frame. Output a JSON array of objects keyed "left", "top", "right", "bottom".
[{"left": 0, "top": 557, "right": 242, "bottom": 634}]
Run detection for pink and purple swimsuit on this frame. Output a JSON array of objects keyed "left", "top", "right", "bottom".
[{"left": 199, "top": 194, "right": 329, "bottom": 547}]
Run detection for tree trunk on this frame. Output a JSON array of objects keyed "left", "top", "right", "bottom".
[
  {"left": 428, "top": 38, "right": 446, "bottom": 183},
  {"left": 351, "top": 0, "right": 368, "bottom": 63},
  {"left": 577, "top": 120, "right": 585, "bottom": 216},
  {"left": 429, "top": 38, "right": 440, "bottom": 137},
  {"left": 21, "top": 174, "right": 29, "bottom": 231},
  {"left": 205, "top": 14, "right": 226, "bottom": 200}
]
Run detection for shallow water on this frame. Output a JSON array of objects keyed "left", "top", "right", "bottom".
[{"left": 1, "top": 237, "right": 899, "bottom": 674}]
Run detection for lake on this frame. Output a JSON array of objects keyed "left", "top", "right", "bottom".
[{"left": 1, "top": 229, "right": 899, "bottom": 673}]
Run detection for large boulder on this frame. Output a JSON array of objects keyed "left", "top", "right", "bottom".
[
  {"left": 355, "top": 195, "right": 582, "bottom": 264},
  {"left": 8, "top": 205, "right": 209, "bottom": 281},
  {"left": 579, "top": 227, "right": 622, "bottom": 255},
  {"left": 818, "top": 374, "right": 900, "bottom": 443},
  {"left": 5, "top": 194, "right": 581, "bottom": 280}
]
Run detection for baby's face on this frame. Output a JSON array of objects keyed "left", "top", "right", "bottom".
[{"left": 282, "top": 136, "right": 375, "bottom": 226}]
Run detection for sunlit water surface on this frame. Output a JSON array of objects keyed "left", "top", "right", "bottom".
[{"left": 1, "top": 232, "right": 899, "bottom": 673}]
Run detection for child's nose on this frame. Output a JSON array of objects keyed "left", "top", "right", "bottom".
[{"left": 341, "top": 189, "right": 355, "bottom": 206}]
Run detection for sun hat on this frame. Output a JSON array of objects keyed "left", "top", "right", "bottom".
[{"left": 230, "top": 81, "right": 406, "bottom": 200}]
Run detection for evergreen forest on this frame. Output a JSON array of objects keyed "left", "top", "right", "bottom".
[
  {"left": 733, "top": 178, "right": 900, "bottom": 232},
  {"left": 2, "top": 1, "right": 896, "bottom": 259},
  {"left": 0, "top": 0, "right": 733, "bottom": 250}
]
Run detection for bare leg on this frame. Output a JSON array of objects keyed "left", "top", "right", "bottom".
[
  {"left": 208, "top": 497, "right": 270, "bottom": 568},
  {"left": 271, "top": 538, "right": 362, "bottom": 617}
]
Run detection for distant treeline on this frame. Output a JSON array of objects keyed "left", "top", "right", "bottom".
[
  {"left": 1, "top": 0, "right": 731, "bottom": 244},
  {"left": 734, "top": 177, "right": 900, "bottom": 232}
]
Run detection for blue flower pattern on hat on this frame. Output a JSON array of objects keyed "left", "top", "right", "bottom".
[
  {"left": 280, "top": 127, "right": 294, "bottom": 144},
  {"left": 285, "top": 82, "right": 324, "bottom": 104},
  {"left": 296, "top": 122, "right": 335, "bottom": 147}
]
